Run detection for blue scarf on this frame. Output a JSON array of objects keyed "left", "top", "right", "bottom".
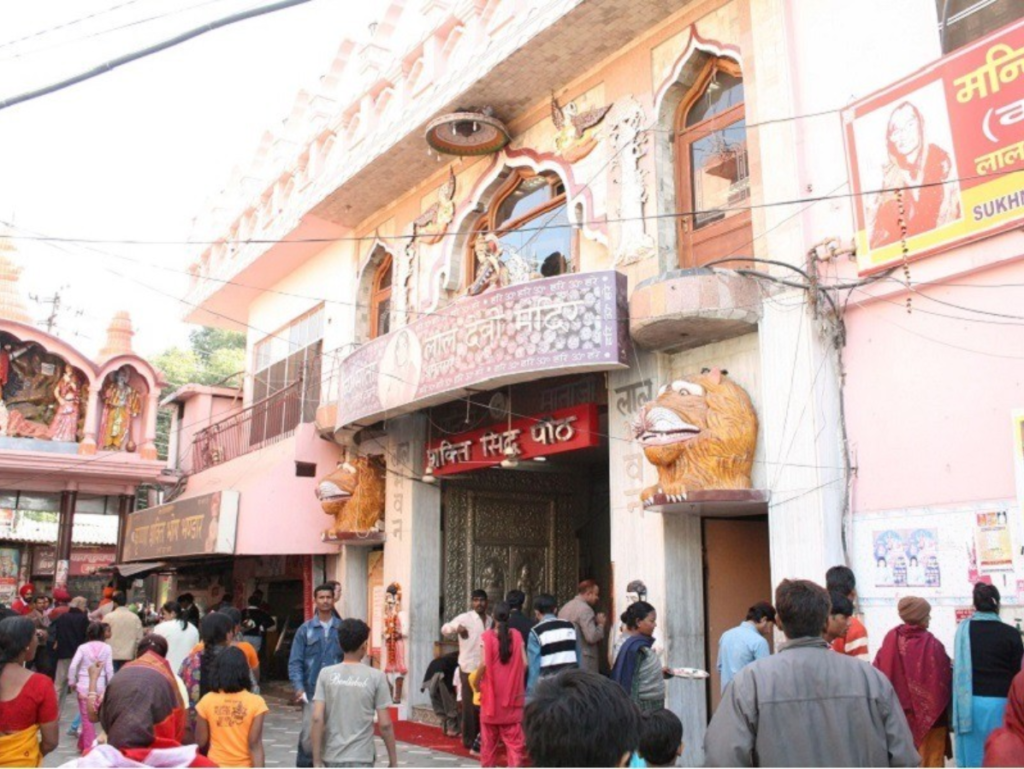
[
  {"left": 953, "top": 611, "right": 1002, "bottom": 734},
  {"left": 611, "top": 634, "right": 655, "bottom": 694}
]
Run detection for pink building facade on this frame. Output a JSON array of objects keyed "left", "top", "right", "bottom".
[{"left": 156, "top": 0, "right": 1022, "bottom": 761}]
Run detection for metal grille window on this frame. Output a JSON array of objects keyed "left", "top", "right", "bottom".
[{"left": 251, "top": 306, "right": 324, "bottom": 443}]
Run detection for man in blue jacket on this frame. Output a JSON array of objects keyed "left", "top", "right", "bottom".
[{"left": 289, "top": 583, "right": 343, "bottom": 767}]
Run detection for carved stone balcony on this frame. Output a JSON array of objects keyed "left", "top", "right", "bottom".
[{"left": 629, "top": 268, "right": 762, "bottom": 353}]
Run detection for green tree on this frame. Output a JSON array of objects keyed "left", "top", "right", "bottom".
[{"left": 152, "top": 329, "right": 246, "bottom": 461}]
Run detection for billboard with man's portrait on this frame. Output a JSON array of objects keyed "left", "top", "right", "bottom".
[{"left": 843, "top": 18, "right": 1024, "bottom": 274}]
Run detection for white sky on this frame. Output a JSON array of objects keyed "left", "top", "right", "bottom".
[{"left": 0, "top": 0, "right": 380, "bottom": 358}]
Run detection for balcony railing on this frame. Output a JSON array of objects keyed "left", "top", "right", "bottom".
[{"left": 189, "top": 379, "right": 311, "bottom": 475}]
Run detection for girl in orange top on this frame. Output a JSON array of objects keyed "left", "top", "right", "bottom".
[{"left": 195, "top": 646, "right": 268, "bottom": 767}]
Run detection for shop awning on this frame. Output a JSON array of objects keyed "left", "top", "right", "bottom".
[{"left": 111, "top": 561, "right": 167, "bottom": 578}]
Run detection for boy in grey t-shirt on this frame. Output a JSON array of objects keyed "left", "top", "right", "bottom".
[{"left": 311, "top": 619, "right": 397, "bottom": 768}]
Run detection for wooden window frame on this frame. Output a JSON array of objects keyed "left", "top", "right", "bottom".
[
  {"left": 369, "top": 254, "right": 393, "bottom": 340},
  {"left": 675, "top": 58, "right": 751, "bottom": 269},
  {"left": 465, "top": 169, "right": 570, "bottom": 285}
]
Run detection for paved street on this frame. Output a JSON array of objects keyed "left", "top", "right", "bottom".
[{"left": 44, "top": 692, "right": 477, "bottom": 768}]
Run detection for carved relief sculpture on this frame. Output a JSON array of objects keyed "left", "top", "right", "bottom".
[
  {"left": 48, "top": 366, "right": 81, "bottom": 442},
  {"left": 609, "top": 97, "right": 656, "bottom": 266},
  {"left": 99, "top": 366, "right": 142, "bottom": 451},
  {"left": 412, "top": 167, "right": 457, "bottom": 244},
  {"left": 315, "top": 455, "right": 386, "bottom": 539},
  {"left": 632, "top": 368, "right": 757, "bottom": 502},
  {"left": 551, "top": 94, "right": 612, "bottom": 163}
]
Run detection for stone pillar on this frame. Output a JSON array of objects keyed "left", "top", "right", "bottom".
[
  {"left": 79, "top": 386, "right": 100, "bottom": 455},
  {"left": 140, "top": 391, "right": 160, "bottom": 460},
  {"left": 608, "top": 350, "right": 668, "bottom": 622},
  {"left": 745, "top": 0, "right": 846, "bottom": 584},
  {"left": 55, "top": 488, "right": 78, "bottom": 590},
  {"left": 338, "top": 545, "right": 369, "bottom": 621},
  {"left": 116, "top": 493, "right": 136, "bottom": 562},
  {"left": 383, "top": 414, "right": 440, "bottom": 711},
  {"left": 759, "top": 297, "right": 845, "bottom": 583},
  {"left": 663, "top": 513, "right": 708, "bottom": 767}
]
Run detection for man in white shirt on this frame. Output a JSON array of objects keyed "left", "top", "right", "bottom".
[{"left": 441, "top": 589, "right": 492, "bottom": 751}]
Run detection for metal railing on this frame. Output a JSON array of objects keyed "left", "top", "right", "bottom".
[{"left": 189, "top": 379, "right": 310, "bottom": 474}]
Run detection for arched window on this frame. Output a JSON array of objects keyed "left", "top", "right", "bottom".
[
  {"left": 676, "top": 59, "right": 751, "bottom": 268},
  {"left": 466, "top": 170, "right": 572, "bottom": 286},
  {"left": 370, "top": 255, "right": 392, "bottom": 339}
]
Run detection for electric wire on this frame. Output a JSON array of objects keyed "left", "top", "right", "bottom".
[
  {"left": 4, "top": 167, "right": 1021, "bottom": 245},
  {"left": 0, "top": 0, "right": 239, "bottom": 63},
  {"left": 0, "top": 0, "right": 145, "bottom": 50},
  {"left": 0, "top": 0, "right": 315, "bottom": 111}
]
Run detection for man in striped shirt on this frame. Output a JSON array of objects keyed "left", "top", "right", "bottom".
[
  {"left": 826, "top": 565, "right": 869, "bottom": 659},
  {"left": 526, "top": 594, "right": 580, "bottom": 696}
]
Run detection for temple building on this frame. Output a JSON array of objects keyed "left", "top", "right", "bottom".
[
  {"left": 145, "top": 1, "right": 1024, "bottom": 761},
  {"left": 0, "top": 235, "right": 166, "bottom": 601}
]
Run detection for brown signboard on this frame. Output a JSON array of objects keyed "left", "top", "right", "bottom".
[
  {"left": 34, "top": 547, "right": 116, "bottom": 577},
  {"left": 121, "top": 491, "right": 239, "bottom": 562}
]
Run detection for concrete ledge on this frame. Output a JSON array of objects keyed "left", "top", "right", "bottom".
[
  {"left": 630, "top": 269, "right": 762, "bottom": 352},
  {"left": 644, "top": 489, "right": 769, "bottom": 517}
]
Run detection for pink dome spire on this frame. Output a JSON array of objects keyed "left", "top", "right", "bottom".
[
  {"left": 0, "top": 235, "right": 33, "bottom": 325},
  {"left": 99, "top": 310, "right": 135, "bottom": 359}
]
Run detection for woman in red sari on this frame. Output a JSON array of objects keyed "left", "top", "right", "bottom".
[
  {"left": 984, "top": 672, "right": 1024, "bottom": 766},
  {"left": 874, "top": 596, "right": 952, "bottom": 767}
]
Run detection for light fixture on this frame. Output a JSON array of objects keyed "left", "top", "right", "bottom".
[
  {"left": 534, "top": 456, "right": 547, "bottom": 462},
  {"left": 422, "top": 417, "right": 436, "bottom": 483},
  {"left": 500, "top": 445, "right": 519, "bottom": 469},
  {"left": 499, "top": 385, "right": 519, "bottom": 468},
  {"left": 425, "top": 107, "right": 510, "bottom": 157}
]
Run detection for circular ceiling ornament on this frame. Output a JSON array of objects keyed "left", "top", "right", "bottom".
[{"left": 425, "top": 107, "right": 510, "bottom": 156}]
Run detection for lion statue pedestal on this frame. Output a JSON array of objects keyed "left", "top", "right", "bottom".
[
  {"left": 632, "top": 368, "right": 757, "bottom": 503},
  {"left": 315, "top": 456, "right": 386, "bottom": 540}
]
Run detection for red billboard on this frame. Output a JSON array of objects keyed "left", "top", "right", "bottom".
[
  {"left": 425, "top": 403, "right": 600, "bottom": 476},
  {"left": 843, "top": 18, "right": 1024, "bottom": 274}
]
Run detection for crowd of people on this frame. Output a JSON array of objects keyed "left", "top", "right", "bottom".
[
  {"left": 0, "top": 583, "right": 278, "bottom": 768},
  {"left": 5, "top": 565, "right": 1024, "bottom": 767}
]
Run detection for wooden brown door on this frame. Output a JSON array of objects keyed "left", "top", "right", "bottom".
[{"left": 703, "top": 517, "right": 772, "bottom": 713}]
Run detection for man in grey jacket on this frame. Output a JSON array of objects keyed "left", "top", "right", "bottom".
[
  {"left": 558, "top": 579, "right": 606, "bottom": 674},
  {"left": 705, "top": 579, "right": 918, "bottom": 768}
]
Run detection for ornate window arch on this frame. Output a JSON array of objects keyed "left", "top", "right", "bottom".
[
  {"left": 674, "top": 57, "right": 750, "bottom": 268},
  {"left": 370, "top": 253, "right": 393, "bottom": 339},
  {"left": 464, "top": 169, "right": 572, "bottom": 290}
]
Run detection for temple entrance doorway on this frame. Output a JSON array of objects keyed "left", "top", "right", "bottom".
[
  {"left": 440, "top": 453, "right": 609, "bottom": 621},
  {"left": 703, "top": 515, "right": 771, "bottom": 713}
]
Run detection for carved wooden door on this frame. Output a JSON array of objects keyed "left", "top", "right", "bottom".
[{"left": 443, "top": 473, "right": 581, "bottom": 616}]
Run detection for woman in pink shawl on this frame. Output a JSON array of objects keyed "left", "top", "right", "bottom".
[{"left": 874, "top": 596, "right": 952, "bottom": 767}]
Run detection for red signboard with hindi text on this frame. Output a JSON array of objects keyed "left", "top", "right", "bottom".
[
  {"left": 426, "top": 404, "right": 600, "bottom": 476},
  {"left": 843, "top": 18, "right": 1024, "bottom": 274}
]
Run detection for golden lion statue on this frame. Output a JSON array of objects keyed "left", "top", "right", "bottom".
[
  {"left": 632, "top": 368, "right": 757, "bottom": 502},
  {"left": 315, "top": 455, "right": 386, "bottom": 539}
]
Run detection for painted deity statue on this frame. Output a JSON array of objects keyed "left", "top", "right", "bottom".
[
  {"left": 99, "top": 367, "right": 141, "bottom": 451},
  {"left": 466, "top": 233, "right": 508, "bottom": 296},
  {"left": 48, "top": 367, "right": 81, "bottom": 442},
  {"left": 383, "top": 582, "right": 407, "bottom": 701}
]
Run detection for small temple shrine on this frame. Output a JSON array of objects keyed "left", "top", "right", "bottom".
[{"left": 0, "top": 234, "right": 166, "bottom": 601}]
